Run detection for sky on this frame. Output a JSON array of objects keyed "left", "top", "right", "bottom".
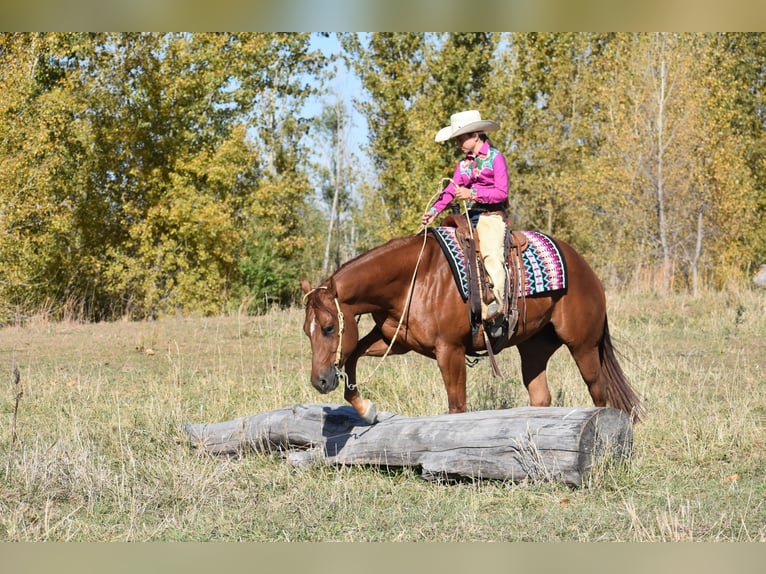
[{"left": 307, "top": 33, "right": 370, "bottom": 157}]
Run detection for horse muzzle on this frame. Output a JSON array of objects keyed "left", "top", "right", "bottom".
[{"left": 311, "top": 365, "right": 339, "bottom": 394}]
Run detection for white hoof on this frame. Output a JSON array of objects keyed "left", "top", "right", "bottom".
[{"left": 360, "top": 399, "right": 379, "bottom": 424}]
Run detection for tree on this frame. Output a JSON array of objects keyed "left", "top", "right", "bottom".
[
  {"left": 486, "top": 33, "right": 609, "bottom": 240},
  {"left": 345, "top": 32, "right": 763, "bottom": 291},
  {"left": 0, "top": 33, "right": 96, "bottom": 319},
  {"left": 339, "top": 33, "right": 428, "bottom": 239},
  {"left": 0, "top": 33, "right": 328, "bottom": 320},
  {"left": 312, "top": 98, "right": 357, "bottom": 275},
  {"left": 577, "top": 33, "right": 758, "bottom": 292},
  {"left": 341, "top": 32, "right": 498, "bottom": 239},
  {"left": 716, "top": 33, "right": 766, "bottom": 268},
  {"left": 234, "top": 33, "right": 327, "bottom": 309}
]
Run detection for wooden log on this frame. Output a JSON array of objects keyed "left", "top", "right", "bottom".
[{"left": 183, "top": 404, "right": 633, "bottom": 486}]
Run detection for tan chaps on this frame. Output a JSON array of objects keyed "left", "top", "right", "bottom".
[{"left": 476, "top": 213, "right": 506, "bottom": 312}]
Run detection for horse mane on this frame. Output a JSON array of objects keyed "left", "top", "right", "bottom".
[
  {"left": 304, "top": 234, "right": 422, "bottom": 314},
  {"left": 332, "top": 234, "right": 422, "bottom": 278}
]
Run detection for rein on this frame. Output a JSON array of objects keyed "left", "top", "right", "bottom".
[
  {"left": 354, "top": 179, "right": 454, "bottom": 388},
  {"left": 332, "top": 296, "right": 345, "bottom": 377},
  {"left": 304, "top": 178, "right": 462, "bottom": 393},
  {"left": 354, "top": 227, "right": 428, "bottom": 389}
]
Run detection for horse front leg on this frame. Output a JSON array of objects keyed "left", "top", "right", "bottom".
[
  {"left": 343, "top": 327, "right": 391, "bottom": 424},
  {"left": 435, "top": 345, "right": 468, "bottom": 413}
]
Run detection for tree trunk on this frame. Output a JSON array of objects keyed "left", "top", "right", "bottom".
[
  {"left": 692, "top": 207, "right": 704, "bottom": 296},
  {"left": 656, "top": 50, "right": 671, "bottom": 294},
  {"left": 184, "top": 404, "right": 633, "bottom": 486}
]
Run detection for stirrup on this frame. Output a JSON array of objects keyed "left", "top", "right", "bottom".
[
  {"left": 487, "top": 315, "right": 505, "bottom": 339},
  {"left": 485, "top": 300, "right": 504, "bottom": 322}
]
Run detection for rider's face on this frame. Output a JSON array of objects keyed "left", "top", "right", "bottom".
[{"left": 455, "top": 132, "right": 479, "bottom": 154}]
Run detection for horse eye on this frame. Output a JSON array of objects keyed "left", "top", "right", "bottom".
[{"left": 322, "top": 324, "right": 335, "bottom": 336}]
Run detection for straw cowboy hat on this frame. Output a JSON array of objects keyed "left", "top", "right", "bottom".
[{"left": 434, "top": 110, "right": 500, "bottom": 142}]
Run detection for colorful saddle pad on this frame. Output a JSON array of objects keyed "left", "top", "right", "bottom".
[{"left": 429, "top": 227, "right": 567, "bottom": 301}]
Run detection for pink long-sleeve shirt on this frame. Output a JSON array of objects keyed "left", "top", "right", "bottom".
[{"left": 431, "top": 140, "right": 509, "bottom": 214}]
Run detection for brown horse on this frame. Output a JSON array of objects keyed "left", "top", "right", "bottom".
[{"left": 301, "top": 229, "right": 643, "bottom": 424}]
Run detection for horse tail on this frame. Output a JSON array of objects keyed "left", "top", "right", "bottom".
[{"left": 600, "top": 316, "right": 644, "bottom": 423}]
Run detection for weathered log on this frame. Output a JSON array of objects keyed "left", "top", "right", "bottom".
[{"left": 184, "top": 404, "right": 632, "bottom": 485}]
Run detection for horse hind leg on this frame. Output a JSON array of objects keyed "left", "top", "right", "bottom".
[
  {"left": 569, "top": 319, "right": 643, "bottom": 421},
  {"left": 569, "top": 344, "right": 608, "bottom": 408},
  {"left": 517, "top": 325, "right": 563, "bottom": 407}
]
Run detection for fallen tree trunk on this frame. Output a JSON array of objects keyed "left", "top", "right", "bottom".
[{"left": 184, "top": 404, "right": 632, "bottom": 485}]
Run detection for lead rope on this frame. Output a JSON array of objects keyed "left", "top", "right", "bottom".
[
  {"left": 307, "top": 179, "right": 467, "bottom": 392},
  {"left": 351, "top": 182, "right": 449, "bottom": 389}
]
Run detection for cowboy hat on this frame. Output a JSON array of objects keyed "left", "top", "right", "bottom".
[{"left": 434, "top": 110, "right": 500, "bottom": 142}]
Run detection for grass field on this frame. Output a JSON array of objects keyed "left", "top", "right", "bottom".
[{"left": 1, "top": 288, "right": 764, "bottom": 541}]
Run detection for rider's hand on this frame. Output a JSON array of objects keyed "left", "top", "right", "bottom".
[
  {"left": 421, "top": 210, "right": 437, "bottom": 226},
  {"left": 454, "top": 186, "right": 474, "bottom": 201}
]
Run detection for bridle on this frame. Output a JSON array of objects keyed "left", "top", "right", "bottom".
[
  {"left": 301, "top": 178, "right": 470, "bottom": 396},
  {"left": 303, "top": 194, "right": 436, "bottom": 393},
  {"left": 303, "top": 244, "right": 425, "bottom": 392},
  {"left": 303, "top": 287, "right": 348, "bottom": 389}
]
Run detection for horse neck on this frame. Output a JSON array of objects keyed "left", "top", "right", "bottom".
[{"left": 331, "top": 236, "right": 422, "bottom": 315}]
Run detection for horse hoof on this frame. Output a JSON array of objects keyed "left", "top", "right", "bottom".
[{"left": 360, "top": 399, "right": 379, "bottom": 424}]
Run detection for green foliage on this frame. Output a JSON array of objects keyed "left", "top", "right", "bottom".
[
  {"left": 716, "top": 33, "right": 766, "bottom": 266},
  {"left": 341, "top": 33, "right": 498, "bottom": 238},
  {"left": 0, "top": 33, "right": 94, "bottom": 318},
  {"left": 488, "top": 33, "right": 605, "bottom": 238},
  {"left": 0, "top": 32, "right": 327, "bottom": 321},
  {"left": 238, "top": 225, "right": 299, "bottom": 313},
  {"left": 565, "top": 33, "right": 760, "bottom": 291},
  {"left": 310, "top": 99, "right": 360, "bottom": 275},
  {"left": 345, "top": 32, "right": 764, "bottom": 292},
  {"left": 1, "top": 32, "right": 765, "bottom": 322}
]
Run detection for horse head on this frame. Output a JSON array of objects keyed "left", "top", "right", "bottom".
[{"left": 301, "top": 279, "right": 353, "bottom": 394}]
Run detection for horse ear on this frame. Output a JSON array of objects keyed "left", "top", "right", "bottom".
[{"left": 300, "top": 279, "right": 312, "bottom": 294}]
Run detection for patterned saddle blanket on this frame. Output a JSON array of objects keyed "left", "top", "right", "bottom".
[{"left": 429, "top": 226, "right": 567, "bottom": 301}]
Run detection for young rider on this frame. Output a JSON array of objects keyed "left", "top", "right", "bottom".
[{"left": 421, "top": 110, "right": 509, "bottom": 323}]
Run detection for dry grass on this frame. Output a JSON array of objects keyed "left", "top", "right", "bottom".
[{"left": 1, "top": 288, "right": 764, "bottom": 541}]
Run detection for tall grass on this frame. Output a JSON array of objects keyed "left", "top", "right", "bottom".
[{"left": 1, "top": 289, "right": 764, "bottom": 541}]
